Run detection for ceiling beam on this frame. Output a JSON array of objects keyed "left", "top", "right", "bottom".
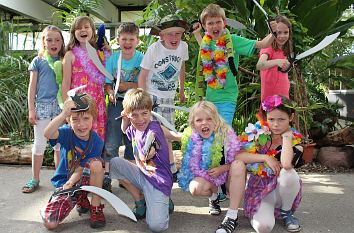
[
  {"left": 91, "top": 0, "right": 119, "bottom": 23},
  {"left": 0, "top": 0, "right": 59, "bottom": 24}
]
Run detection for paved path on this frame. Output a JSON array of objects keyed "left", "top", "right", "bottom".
[{"left": 1, "top": 165, "right": 353, "bottom": 233}]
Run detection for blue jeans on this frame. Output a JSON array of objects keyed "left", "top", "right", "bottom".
[
  {"left": 104, "top": 100, "right": 134, "bottom": 161},
  {"left": 214, "top": 102, "right": 236, "bottom": 126},
  {"left": 110, "top": 157, "right": 170, "bottom": 232}
]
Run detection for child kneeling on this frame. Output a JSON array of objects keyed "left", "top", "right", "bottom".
[
  {"left": 40, "top": 94, "right": 105, "bottom": 229},
  {"left": 110, "top": 88, "right": 181, "bottom": 232}
]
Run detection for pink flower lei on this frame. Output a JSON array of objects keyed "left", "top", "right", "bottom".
[{"left": 72, "top": 46, "right": 109, "bottom": 85}]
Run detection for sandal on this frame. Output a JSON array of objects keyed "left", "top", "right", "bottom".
[
  {"left": 281, "top": 209, "right": 301, "bottom": 232},
  {"left": 22, "top": 178, "right": 39, "bottom": 193}
]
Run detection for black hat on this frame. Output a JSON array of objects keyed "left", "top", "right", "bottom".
[{"left": 150, "top": 14, "right": 188, "bottom": 36}]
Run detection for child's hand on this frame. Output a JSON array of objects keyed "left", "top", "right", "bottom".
[
  {"left": 208, "top": 166, "right": 223, "bottom": 178},
  {"left": 62, "top": 99, "right": 76, "bottom": 117},
  {"left": 191, "top": 22, "right": 202, "bottom": 35},
  {"left": 63, "top": 181, "right": 74, "bottom": 190},
  {"left": 265, "top": 156, "right": 281, "bottom": 176},
  {"left": 118, "top": 81, "right": 129, "bottom": 92},
  {"left": 107, "top": 89, "right": 115, "bottom": 103},
  {"left": 28, "top": 109, "right": 37, "bottom": 125},
  {"left": 103, "top": 43, "right": 112, "bottom": 53},
  {"left": 277, "top": 59, "right": 290, "bottom": 71},
  {"left": 281, "top": 130, "right": 293, "bottom": 141},
  {"left": 269, "top": 20, "right": 277, "bottom": 36},
  {"left": 145, "top": 146, "right": 156, "bottom": 161}
]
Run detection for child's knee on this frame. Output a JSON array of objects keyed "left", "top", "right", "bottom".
[
  {"left": 43, "top": 221, "right": 59, "bottom": 230},
  {"left": 255, "top": 222, "right": 274, "bottom": 233},
  {"left": 230, "top": 160, "right": 246, "bottom": 175},
  {"left": 279, "top": 168, "right": 299, "bottom": 185},
  {"left": 148, "top": 220, "right": 168, "bottom": 232},
  {"left": 90, "top": 160, "right": 104, "bottom": 174}
]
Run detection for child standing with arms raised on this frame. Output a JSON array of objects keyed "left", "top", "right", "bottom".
[
  {"left": 22, "top": 25, "right": 65, "bottom": 193},
  {"left": 110, "top": 88, "right": 180, "bottom": 232},
  {"left": 41, "top": 94, "right": 106, "bottom": 229},
  {"left": 138, "top": 15, "right": 189, "bottom": 177},
  {"left": 103, "top": 22, "right": 144, "bottom": 190},
  {"left": 62, "top": 16, "right": 109, "bottom": 141},
  {"left": 194, "top": 3, "right": 276, "bottom": 125},
  {"left": 256, "top": 15, "right": 292, "bottom": 101},
  {"left": 238, "top": 95, "right": 303, "bottom": 233}
]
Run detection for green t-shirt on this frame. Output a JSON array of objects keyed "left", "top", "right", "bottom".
[{"left": 204, "top": 35, "right": 256, "bottom": 104}]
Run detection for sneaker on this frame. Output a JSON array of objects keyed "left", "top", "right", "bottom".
[
  {"left": 169, "top": 198, "right": 174, "bottom": 214},
  {"left": 76, "top": 192, "right": 90, "bottom": 214},
  {"left": 209, "top": 198, "right": 221, "bottom": 215},
  {"left": 90, "top": 204, "right": 106, "bottom": 228},
  {"left": 218, "top": 192, "right": 228, "bottom": 202},
  {"left": 102, "top": 176, "right": 112, "bottom": 193},
  {"left": 133, "top": 199, "right": 146, "bottom": 220},
  {"left": 281, "top": 209, "right": 301, "bottom": 232},
  {"left": 216, "top": 217, "right": 238, "bottom": 233}
]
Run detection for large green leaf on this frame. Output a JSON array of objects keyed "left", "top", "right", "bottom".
[{"left": 328, "top": 54, "right": 354, "bottom": 70}]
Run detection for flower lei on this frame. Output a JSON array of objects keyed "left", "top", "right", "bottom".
[
  {"left": 238, "top": 115, "right": 302, "bottom": 178},
  {"left": 200, "top": 28, "right": 233, "bottom": 89},
  {"left": 178, "top": 127, "right": 241, "bottom": 191},
  {"left": 44, "top": 51, "right": 63, "bottom": 108},
  {"left": 72, "top": 46, "right": 109, "bottom": 85}
]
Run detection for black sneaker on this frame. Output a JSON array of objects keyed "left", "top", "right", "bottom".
[
  {"left": 169, "top": 198, "right": 174, "bottom": 214},
  {"left": 209, "top": 198, "right": 221, "bottom": 215},
  {"left": 216, "top": 217, "right": 238, "bottom": 233},
  {"left": 102, "top": 176, "right": 112, "bottom": 193}
]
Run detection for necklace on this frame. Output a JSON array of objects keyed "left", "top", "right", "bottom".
[
  {"left": 178, "top": 127, "right": 241, "bottom": 191},
  {"left": 200, "top": 29, "right": 232, "bottom": 89}
]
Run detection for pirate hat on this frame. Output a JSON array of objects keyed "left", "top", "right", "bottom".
[{"left": 150, "top": 14, "right": 188, "bottom": 36}]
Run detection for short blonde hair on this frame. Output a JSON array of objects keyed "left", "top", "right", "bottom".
[
  {"left": 123, "top": 88, "right": 152, "bottom": 114},
  {"left": 189, "top": 101, "right": 232, "bottom": 143},
  {"left": 200, "top": 4, "right": 226, "bottom": 25}
]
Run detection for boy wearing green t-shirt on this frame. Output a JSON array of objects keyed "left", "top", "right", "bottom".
[{"left": 194, "top": 3, "right": 276, "bottom": 126}]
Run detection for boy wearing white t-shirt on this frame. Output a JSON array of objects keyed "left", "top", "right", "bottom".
[{"left": 138, "top": 15, "right": 189, "bottom": 177}]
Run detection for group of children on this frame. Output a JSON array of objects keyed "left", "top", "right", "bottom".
[{"left": 22, "top": 2, "right": 303, "bottom": 233}]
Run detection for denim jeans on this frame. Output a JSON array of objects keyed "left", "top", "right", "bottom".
[{"left": 104, "top": 100, "right": 134, "bottom": 161}]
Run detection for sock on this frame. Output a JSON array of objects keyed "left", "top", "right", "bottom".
[
  {"left": 209, "top": 192, "right": 218, "bottom": 201},
  {"left": 226, "top": 208, "right": 238, "bottom": 220},
  {"left": 170, "top": 163, "right": 177, "bottom": 174}
]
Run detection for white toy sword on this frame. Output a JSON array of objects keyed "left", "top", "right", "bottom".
[
  {"left": 280, "top": 32, "right": 340, "bottom": 73},
  {"left": 52, "top": 185, "right": 137, "bottom": 222},
  {"left": 85, "top": 41, "right": 114, "bottom": 81}
]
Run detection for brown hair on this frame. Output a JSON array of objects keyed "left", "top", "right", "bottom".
[
  {"left": 71, "top": 93, "right": 98, "bottom": 120},
  {"left": 38, "top": 25, "right": 65, "bottom": 58},
  {"left": 200, "top": 4, "right": 226, "bottom": 25},
  {"left": 66, "top": 16, "right": 97, "bottom": 51},
  {"left": 123, "top": 88, "right": 152, "bottom": 114},
  {"left": 117, "top": 22, "right": 139, "bottom": 37},
  {"left": 272, "top": 15, "right": 293, "bottom": 57}
]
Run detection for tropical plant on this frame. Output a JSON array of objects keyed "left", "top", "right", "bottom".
[{"left": 0, "top": 54, "right": 32, "bottom": 142}]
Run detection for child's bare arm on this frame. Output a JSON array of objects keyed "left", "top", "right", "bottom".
[
  {"left": 255, "top": 21, "right": 277, "bottom": 49},
  {"left": 44, "top": 100, "right": 75, "bottom": 139},
  {"left": 256, "top": 54, "right": 290, "bottom": 70},
  {"left": 63, "top": 166, "right": 83, "bottom": 190},
  {"left": 138, "top": 68, "right": 150, "bottom": 90},
  {"left": 121, "top": 112, "right": 130, "bottom": 134},
  {"left": 28, "top": 71, "right": 38, "bottom": 125},
  {"left": 191, "top": 22, "right": 203, "bottom": 45},
  {"left": 162, "top": 126, "right": 182, "bottom": 141},
  {"left": 62, "top": 51, "right": 74, "bottom": 101},
  {"left": 179, "top": 62, "right": 186, "bottom": 103}
]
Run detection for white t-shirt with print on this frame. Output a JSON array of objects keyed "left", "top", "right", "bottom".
[{"left": 140, "top": 40, "right": 188, "bottom": 99}]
